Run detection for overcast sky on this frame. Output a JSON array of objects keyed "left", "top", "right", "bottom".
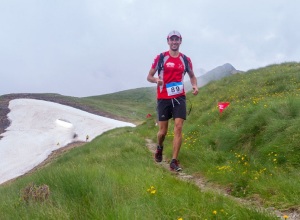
[{"left": 1, "top": 0, "right": 299, "bottom": 97}]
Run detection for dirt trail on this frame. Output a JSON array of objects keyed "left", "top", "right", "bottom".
[{"left": 146, "top": 139, "right": 299, "bottom": 220}]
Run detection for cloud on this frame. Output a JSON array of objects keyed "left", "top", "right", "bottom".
[{"left": 0, "top": 0, "right": 300, "bottom": 97}]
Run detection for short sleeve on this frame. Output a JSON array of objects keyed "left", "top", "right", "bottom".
[{"left": 187, "top": 56, "right": 193, "bottom": 71}]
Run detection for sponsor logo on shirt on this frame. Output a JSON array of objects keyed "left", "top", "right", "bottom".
[{"left": 166, "top": 62, "right": 175, "bottom": 68}]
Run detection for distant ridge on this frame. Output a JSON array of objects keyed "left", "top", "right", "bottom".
[{"left": 185, "top": 63, "right": 244, "bottom": 91}]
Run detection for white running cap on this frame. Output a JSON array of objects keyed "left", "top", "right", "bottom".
[{"left": 167, "top": 30, "right": 182, "bottom": 39}]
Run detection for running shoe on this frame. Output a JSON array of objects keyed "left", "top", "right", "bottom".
[
  {"left": 170, "top": 159, "right": 182, "bottom": 172},
  {"left": 154, "top": 146, "right": 163, "bottom": 162}
]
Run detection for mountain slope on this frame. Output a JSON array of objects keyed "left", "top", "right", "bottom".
[
  {"left": 0, "top": 62, "right": 299, "bottom": 219},
  {"left": 185, "top": 63, "right": 243, "bottom": 91},
  {"left": 180, "top": 62, "right": 300, "bottom": 207}
]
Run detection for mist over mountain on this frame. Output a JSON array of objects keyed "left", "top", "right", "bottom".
[
  {"left": 193, "top": 67, "right": 207, "bottom": 76},
  {"left": 185, "top": 63, "right": 244, "bottom": 91}
]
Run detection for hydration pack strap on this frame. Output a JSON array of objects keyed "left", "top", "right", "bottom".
[{"left": 157, "top": 53, "right": 190, "bottom": 75}]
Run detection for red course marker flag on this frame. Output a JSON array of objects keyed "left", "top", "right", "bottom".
[{"left": 218, "top": 102, "right": 230, "bottom": 114}]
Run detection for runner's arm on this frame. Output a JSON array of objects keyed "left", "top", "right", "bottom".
[
  {"left": 147, "top": 68, "right": 163, "bottom": 86},
  {"left": 187, "top": 70, "right": 198, "bottom": 95}
]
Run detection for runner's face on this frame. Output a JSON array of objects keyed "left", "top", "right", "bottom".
[{"left": 168, "top": 36, "right": 181, "bottom": 51}]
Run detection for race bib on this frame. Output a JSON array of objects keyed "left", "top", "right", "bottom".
[{"left": 166, "top": 82, "right": 184, "bottom": 96}]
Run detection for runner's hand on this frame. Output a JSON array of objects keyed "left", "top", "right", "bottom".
[
  {"left": 192, "top": 86, "right": 198, "bottom": 95},
  {"left": 156, "top": 78, "right": 163, "bottom": 86}
]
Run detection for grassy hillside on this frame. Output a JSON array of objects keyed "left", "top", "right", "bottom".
[
  {"left": 81, "top": 87, "right": 157, "bottom": 124},
  {"left": 177, "top": 62, "right": 300, "bottom": 207},
  {"left": 0, "top": 62, "right": 299, "bottom": 219},
  {"left": 0, "top": 87, "right": 156, "bottom": 125}
]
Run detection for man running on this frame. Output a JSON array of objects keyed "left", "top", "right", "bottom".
[{"left": 147, "top": 30, "right": 198, "bottom": 171}]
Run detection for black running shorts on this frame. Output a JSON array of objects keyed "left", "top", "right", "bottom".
[{"left": 157, "top": 96, "right": 186, "bottom": 121}]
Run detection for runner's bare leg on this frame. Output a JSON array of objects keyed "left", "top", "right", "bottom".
[
  {"left": 172, "top": 118, "right": 184, "bottom": 159},
  {"left": 157, "top": 121, "right": 168, "bottom": 146}
]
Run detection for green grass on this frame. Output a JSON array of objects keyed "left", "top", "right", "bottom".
[
  {"left": 178, "top": 62, "right": 300, "bottom": 208},
  {"left": 0, "top": 87, "right": 156, "bottom": 124},
  {"left": 1, "top": 62, "right": 300, "bottom": 219},
  {"left": 81, "top": 87, "right": 157, "bottom": 124},
  {"left": 0, "top": 127, "right": 276, "bottom": 219}
]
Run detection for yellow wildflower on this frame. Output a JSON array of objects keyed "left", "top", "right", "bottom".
[
  {"left": 147, "top": 186, "right": 156, "bottom": 194},
  {"left": 150, "top": 189, "right": 156, "bottom": 194}
]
